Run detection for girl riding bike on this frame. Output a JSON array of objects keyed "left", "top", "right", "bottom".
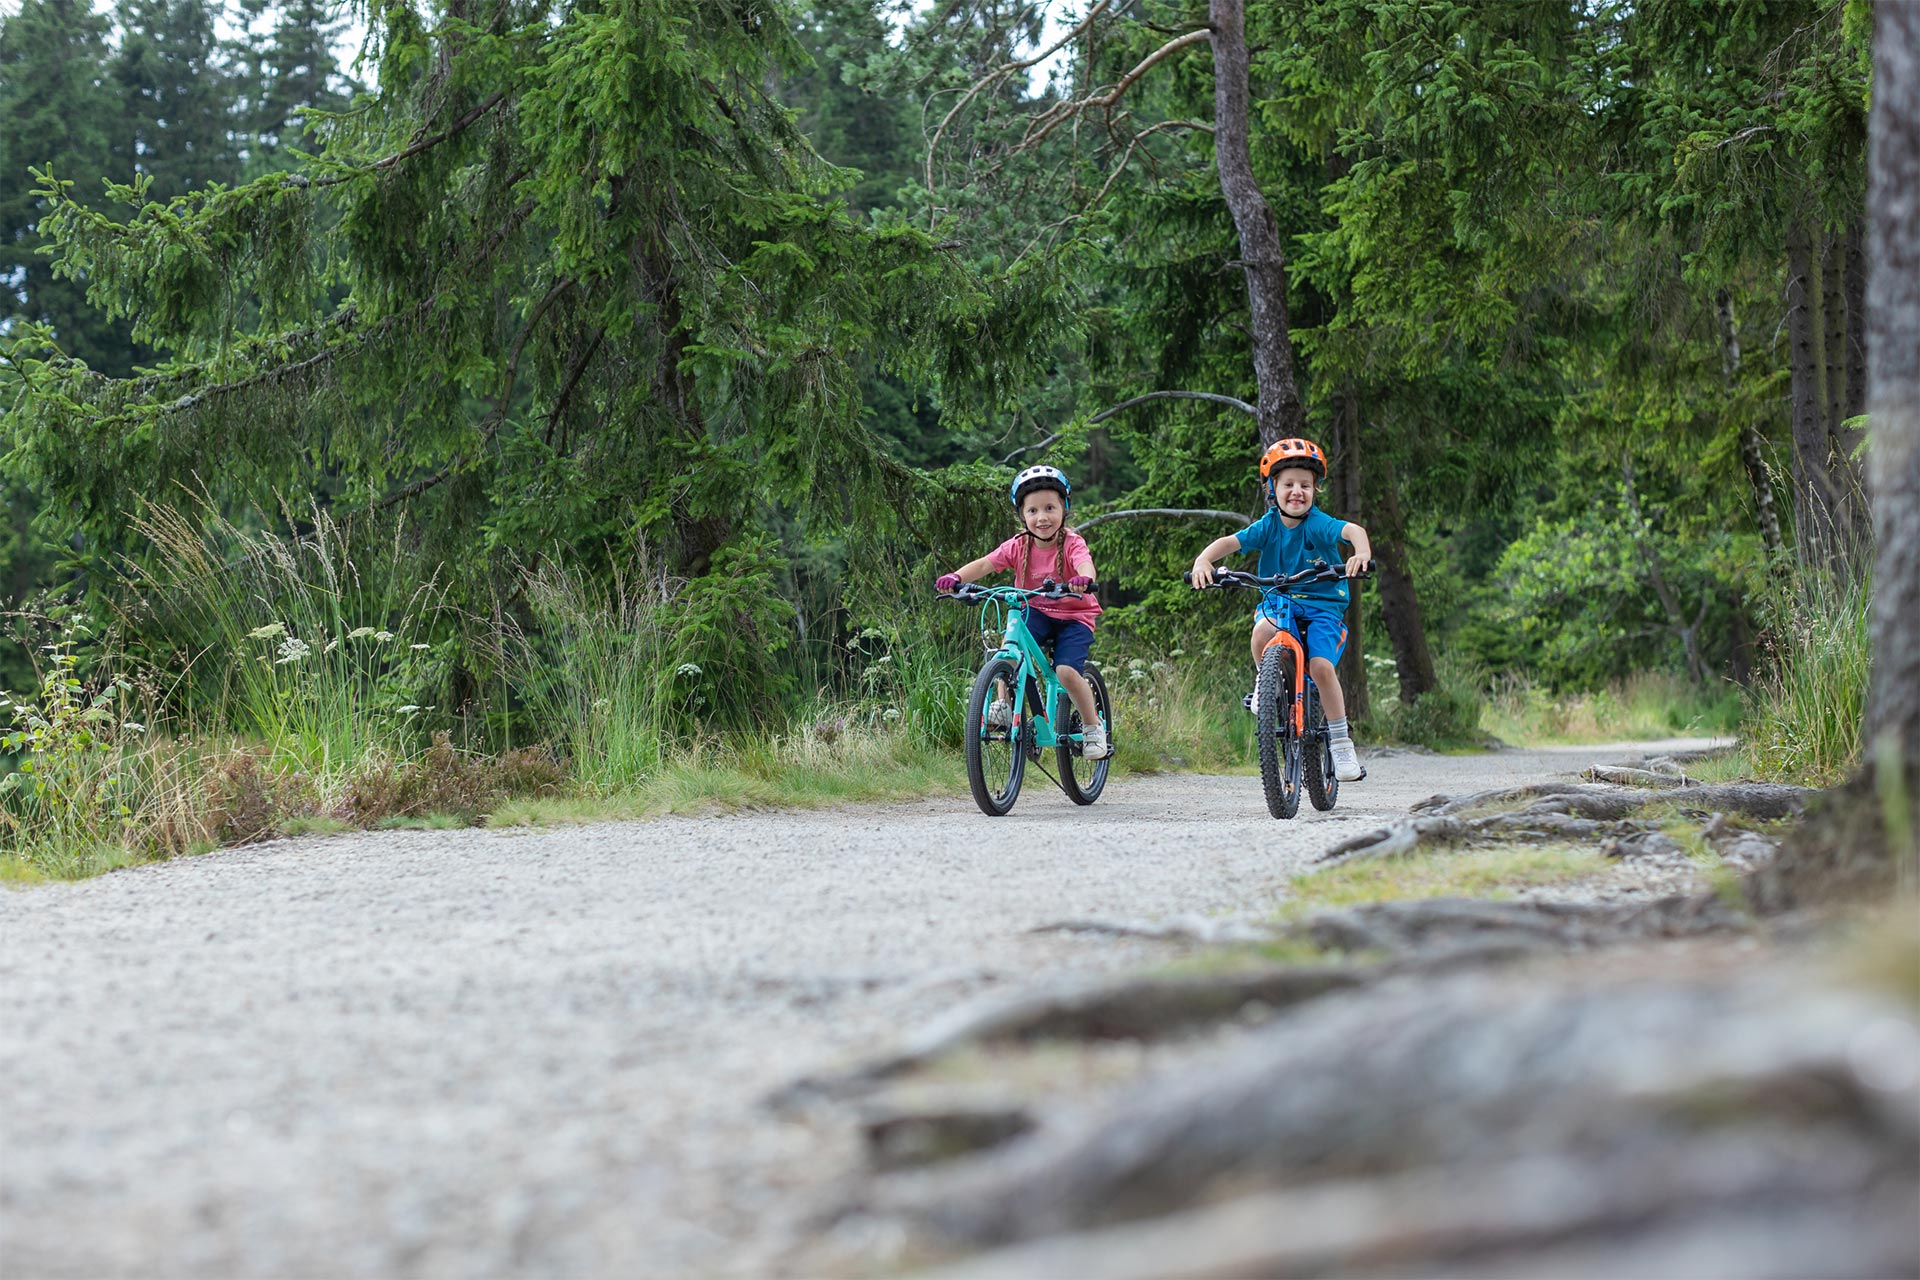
[{"left": 935, "top": 465, "right": 1112, "bottom": 760}]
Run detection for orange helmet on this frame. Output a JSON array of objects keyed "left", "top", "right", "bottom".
[{"left": 1259, "top": 437, "right": 1327, "bottom": 482}]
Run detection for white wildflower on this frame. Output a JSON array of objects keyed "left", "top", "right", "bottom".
[
  {"left": 247, "top": 622, "right": 287, "bottom": 640},
  {"left": 374, "top": 630, "right": 395, "bottom": 643},
  {"left": 410, "top": 643, "right": 430, "bottom": 651},
  {"left": 324, "top": 639, "right": 340, "bottom": 654},
  {"left": 346, "top": 626, "right": 376, "bottom": 640},
  {"left": 122, "top": 721, "right": 147, "bottom": 734},
  {"left": 1128, "top": 658, "right": 1147, "bottom": 672},
  {"left": 675, "top": 663, "right": 703, "bottom": 678},
  {"left": 882, "top": 708, "right": 900, "bottom": 721},
  {"left": 395, "top": 704, "right": 422, "bottom": 715},
  {"left": 274, "top": 637, "right": 312, "bottom": 665},
  {"left": 1169, "top": 648, "right": 1185, "bottom": 659}
]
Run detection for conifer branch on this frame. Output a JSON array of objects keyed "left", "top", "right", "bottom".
[{"left": 305, "top": 91, "right": 509, "bottom": 188}]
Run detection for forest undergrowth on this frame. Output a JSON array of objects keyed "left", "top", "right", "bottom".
[{"left": 0, "top": 512, "right": 1868, "bottom": 882}]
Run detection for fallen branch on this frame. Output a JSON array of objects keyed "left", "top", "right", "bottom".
[
  {"left": 1077, "top": 507, "right": 1249, "bottom": 532},
  {"left": 1088, "top": 389, "right": 1256, "bottom": 421}
]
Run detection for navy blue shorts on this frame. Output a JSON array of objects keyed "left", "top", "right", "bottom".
[
  {"left": 1025, "top": 610, "right": 1095, "bottom": 674},
  {"left": 1254, "top": 596, "right": 1348, "bottom": 667}
]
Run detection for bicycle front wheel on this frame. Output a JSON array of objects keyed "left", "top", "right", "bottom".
[
  {"left": 1056, "top": 662, "right": 1113, "bottom": 805},
  {"left": 966, "top": 655, "right": 1027, "bottom": 816},
  {"left": 1256, "top": 645, "right": 1302, "bottom": 819},
  {"left": 1304, "top": 680, "right": 1338, "bottom": 811}
]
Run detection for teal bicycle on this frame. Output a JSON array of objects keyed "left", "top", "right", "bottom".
[{"left": 942, "top": 581, "right": 1114, "bottom": 816}]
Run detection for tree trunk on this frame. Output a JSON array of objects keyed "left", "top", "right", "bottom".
[
  {"left": 1866, "top": 0, "right": 1920, "bottom": 771},
  {"left": 1328, "top": 384, "right": 1368, "bottom": 722},
  {"left": 1835, "top": 217, "right": 1874, "bottom": 557},
  {"left": 1208, "top": 0, "right": 1303, "bottom": 449},
  {"left": 1367, "top": 453, "right": 1436, "bottom": 704},
  {"left": 1786, "top": 220, "right": 1840, "bottom": 574},
  {"left": 1717, "top": 289, "right": 1787, "bottom": 569},
  {"left": 1622, "top": 454, "right": 1708, "bottom": 685},
  {"left": 1821, "top": 230, "right": 1848, "bottom": 454}
]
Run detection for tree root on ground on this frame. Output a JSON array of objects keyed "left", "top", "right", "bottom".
[
  {"left": 901, "top": 1137, "right": 1917, "bottom": 1280},
  {"left": 769, "top": 966, "right": 1372, "bottom": 1108},
  {"left": 861, "top": 1099, "right": 1037, "bottom": 1172},
  {"left": 1410, "top": 780, "right": 1818, "bottom": 822},
  {"left": 1336, "top": 782, "right": 1819, "bottom": 863},
  {"left": 852, "top": 959, "right": 1917, "bottom": 1276},
  {"left": 1029, "top": 915, "right": 1277, "bottom": 945},
  {"left": 1288, "top": 892, "right": 1745, "bottom": 958}
]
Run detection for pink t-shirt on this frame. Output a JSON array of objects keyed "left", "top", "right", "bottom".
[{"left": 984, "top": 530, "right": 1103, "bottom": 627}]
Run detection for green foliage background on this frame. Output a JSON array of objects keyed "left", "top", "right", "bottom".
[{"left": 0, "top": 0, "right": 1871, "bottom": 755}]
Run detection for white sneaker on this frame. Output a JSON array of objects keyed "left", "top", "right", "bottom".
[
  {"left": 1242, "top": 678, "right": 1261, "bottom": 715},
  {"left": 1081, "top": 720, "right": 1112, "bottom": 760},
  {"left": 987, "top": 699, "right": 1012, "bottom": 728},
  {"left": 1330, "top": 736, "right": 1365, "bottom": 781}
]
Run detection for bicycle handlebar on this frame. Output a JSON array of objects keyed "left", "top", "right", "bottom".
[
  {"left": 941, "top": 578, "right": 1096, "bottom": 603},
  {"left": 1183, "top": 563, "right": 1373, "bottom": 590}
]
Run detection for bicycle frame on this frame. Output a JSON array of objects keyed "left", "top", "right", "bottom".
[
  {"left": 1259, "top": 622, "right": 1311, "bottom": 736},
  {"left": 973, "top": 591, "right": 1080, "bottom": 749}
]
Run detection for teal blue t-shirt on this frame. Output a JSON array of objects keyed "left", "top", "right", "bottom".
[{"left": 1233, "top": 506, "right": 1353, "bottom": 606}]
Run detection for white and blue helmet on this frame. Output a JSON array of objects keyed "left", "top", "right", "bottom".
[{"left": 1010, "top": 464, "right": 1071, "bottom": 511}]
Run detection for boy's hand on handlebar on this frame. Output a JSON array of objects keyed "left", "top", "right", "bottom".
[
  {"left": 1189, "top": 559, "right": 1216, "bottom": 589},
  {"left": 1344, "top": 554, "right": 1371, "bottom": 578},
  {"left": 935, "top": 572, "right": 962, "bottom": 594}
]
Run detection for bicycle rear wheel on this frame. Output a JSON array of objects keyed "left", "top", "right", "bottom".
[
  {"left": 1056, "top": 662, "right": 1113, "bottom": 805},
  {"left": 966, "top": 655, "right": 1027, "bottom": 816},
  {"left": 1304, "top": 680, "right": 1338, "bottom": 811},
  {"left": 1256, "top": 645, "right": 1302, "bottom": 819}
]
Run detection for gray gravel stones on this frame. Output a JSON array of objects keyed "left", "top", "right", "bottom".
[{"left": 0, "top": 740, "right": 1725, "bottom": 1277}]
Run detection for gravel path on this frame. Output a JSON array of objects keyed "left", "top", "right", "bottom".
[{"left": 0, "top": 740, "right": 1723, "bottom": 1278}]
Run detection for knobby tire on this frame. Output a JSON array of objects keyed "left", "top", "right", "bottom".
[
  {"left": 1304, "top": 680, "right": 1338, "bottom": 811},
  {"left": 967, "top": 655, "right": 1026, "bottom": 816},
  {"left": 1257, "top": 645, "right": 1302, "bottom": 819},
  {"left": 1056, "top": 663, "right": 1113, "bottom": 805}
]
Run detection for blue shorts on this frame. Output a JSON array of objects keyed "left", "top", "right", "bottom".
[
  {"left": 1025, "top": 610, "right": 1095, "bottom": 673},
  {"left": 1254, "top": 595, "right": 1348, "bottom": 667}
]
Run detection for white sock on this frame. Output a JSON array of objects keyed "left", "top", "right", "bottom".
[{"left": 1327, "top": 717, "right": 1350, "bottom": 741}]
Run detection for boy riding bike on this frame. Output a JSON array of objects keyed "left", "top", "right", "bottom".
[
  {"left": 1188, "top": 438, "right": 1372, "bottom": 782},
  {"left": 936, "top": 465, "right": 1112, "bottom": 760}
]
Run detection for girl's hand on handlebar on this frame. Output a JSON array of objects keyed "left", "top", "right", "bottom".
[
  {"left": 1189, "top": 559, "right": 1216, "bottom": 589},
  {"left": 935, "top": 572, "right": 962, "bottom": 594},
  {"left": 1067, "top": 575, "right": 1095, "bottom": 594}
]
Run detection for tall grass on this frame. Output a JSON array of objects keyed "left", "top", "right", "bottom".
[
  {"left": 129, "top": 502, "right": 444, "bottom": 790},
  {"left": 1744, "top": 568, "right": 1869, "bottom": 784},
  {"left": 511, "top": 559, "right": 687, "bottom": 793},
  {"left": 1483, "top": 671, "right": 1743, "bottom": 747},
  {"left": 1105, "top": 646, "right": 1251, "bottom": 773}
]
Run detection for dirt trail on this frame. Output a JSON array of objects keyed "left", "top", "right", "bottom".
[{"left": 0, "top": 740, "right": 1723, "bottom": 1277}]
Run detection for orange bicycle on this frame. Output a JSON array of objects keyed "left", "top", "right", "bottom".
[{"left": 1187, "top": 564, "right": 1370, "bottom": 819}]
